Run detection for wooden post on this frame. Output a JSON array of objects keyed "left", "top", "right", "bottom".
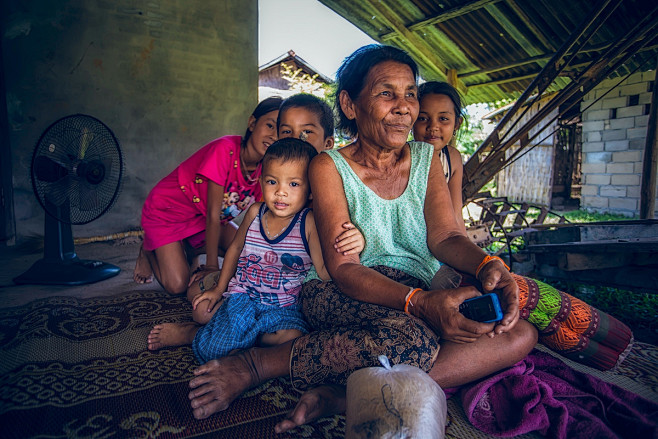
[
  {"left": 640, "top": 59, "right": 658, "bottom": 219},
  {"left": 447, "top": 69, "right": 458, "bottom": 87},
  {"left": 446, "top": 68, "right": 468, "bottom": 95}
]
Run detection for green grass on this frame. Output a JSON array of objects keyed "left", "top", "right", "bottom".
[
  {"left": 561, "top": 210, "right": 636, "bottom": 223},
  {"left": 520, "top": 208, "right": 635, "bottom": 224}
]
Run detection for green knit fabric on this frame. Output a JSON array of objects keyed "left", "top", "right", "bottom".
[{"left": 527, "top": 280, "right": 563, "bottom": 331}]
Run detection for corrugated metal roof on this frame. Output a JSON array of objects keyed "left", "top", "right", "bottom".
[{"left": 318, "top": 0, "right": 658, "bottom": 105}]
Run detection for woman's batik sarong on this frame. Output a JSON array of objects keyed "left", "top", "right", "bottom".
[{"left": 290, "top": 266, "right": 440, "bottom": 391}]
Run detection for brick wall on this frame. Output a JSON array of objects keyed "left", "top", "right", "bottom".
[
  {"left": 2, "top": 0, "right": 258, "bottom": 241},
  {"left": 580, "top": 70, "right": 656, "bottom": 217}
]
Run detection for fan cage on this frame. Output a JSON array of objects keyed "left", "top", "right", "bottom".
[{"left": 31, "top": 114, "right": 124, "bottom": 225}]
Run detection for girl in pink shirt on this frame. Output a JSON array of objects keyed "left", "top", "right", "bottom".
[{"left": 133, "top": 97, "right": 282, "bottom": 294}]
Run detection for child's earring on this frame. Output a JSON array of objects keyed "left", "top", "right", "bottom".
[
  {"left": 299, "top": 132, "right": 308, "bottom": 142},
  {"left": 453, "top": 130, "right": 456, "bottom": 136}
]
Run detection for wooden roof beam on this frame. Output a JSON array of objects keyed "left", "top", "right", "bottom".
[
  {"left": 467, "top": 73, "right": 538, "bottom": 88},
  {"left": 465, "top": 35, "right": 656, "bottom": 200},
  {"left": 484, "top": 3, "right": 544, "bottom": 57},
  {"left": 459, "top": 43, "right": 613, "bottom": 79},
  {"left": 561, "top": 45, "right": 658, "bottom": 75},
  {"left": 466, "top": 0, "right": 619, "bottom": 156},
  {"left": 459, "top": 42, "right": 658, "bottom": 80},
  {"left": 462, "top": 0, "right": 621, "bottom": 198},
  {"left": 465, "top": 46, "right": 657, "bottom": 87},
  {"left": 380, "top": 0, "right": 502, "bottom": 42},
  {"left": 462, "top": 6, "right": 658, "bottom": 200},
  {"left": 460, "top": 54, "right": 550, "bottom": 79},
  {"left": 361, "top": 0, "right": 454, "bottom": 83},
  {"left": 507, "top": 0, "right": 558, "bottom": 52}
]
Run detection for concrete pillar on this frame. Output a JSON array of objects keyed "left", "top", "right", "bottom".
[{"left": 2, "top": 0, "right": 258, "bottom": 241}]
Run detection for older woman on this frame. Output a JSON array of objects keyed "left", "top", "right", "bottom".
[{"left": 186, "top": 45, "right": 537, "bottom": 429}]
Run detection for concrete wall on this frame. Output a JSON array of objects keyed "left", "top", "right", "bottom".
[
  {"left": 2, "top": 0, "right": 258, "bottom": 243},
  {"left": 580, "top": 70, "right": 656, "bottom": 217}
]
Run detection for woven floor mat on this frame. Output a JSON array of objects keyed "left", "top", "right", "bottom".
[
  {"left": 1, "top": 290, "right": 655, "bottom": 438},
  {"left": 0, "top": 291, "right": 345, "bottom": 438}
]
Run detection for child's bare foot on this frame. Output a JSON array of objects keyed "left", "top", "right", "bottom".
[
  {"left": 133, "top": 245, "right": 154, "bottom": 284},
  {"left": 274, "top": 384, "right": 346, "bottom": 433},
  {"left": 147, "top": 323, "right": 199, "bottom": 350}
]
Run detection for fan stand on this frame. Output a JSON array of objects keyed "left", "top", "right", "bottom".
[{"left": 13, "top": 201, "right": 120, "bottom": 285}]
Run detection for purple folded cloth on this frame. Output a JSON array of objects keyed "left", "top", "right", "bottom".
[{"left": 460, "top": 349, "right": 658, "bottom": 438}]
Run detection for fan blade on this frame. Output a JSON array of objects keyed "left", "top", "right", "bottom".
[
  {"left": 43, "top": 176, "right": 72, "bottom": 207},
  {"left": 79, "top": 127, "right": 94, "bottom": 159},
  {"left": 34, "top": 155, "right": 68, "bottom": 183},
  {"left": 78, "top": 182, "right": 99, "bottom": 212}
]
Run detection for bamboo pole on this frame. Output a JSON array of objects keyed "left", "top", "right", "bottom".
[{"left": 639, "top": 58, "right": 658, "bottom": 219}]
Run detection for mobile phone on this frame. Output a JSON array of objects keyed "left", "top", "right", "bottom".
[{"left": 459, "top": 293, "right": 503, "bottom": 323}]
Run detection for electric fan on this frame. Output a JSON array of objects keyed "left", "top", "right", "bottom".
[{"left": 14, "top": 114, "right": 124, "bottom": 285}]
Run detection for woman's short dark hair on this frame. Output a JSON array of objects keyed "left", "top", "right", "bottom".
[
  {"left": 262, "top": 137, "right": 318, "bottom": 172},
  {"left": 335, "top": 44, "right": 419, "bottom": 138},
  {"left": 278, "top": 94, "right": 335, "bottom": 139},
  {"left": 243, "top": 96, "right": 283, "bottom": 143},
  {"left": 418, "top": 81, "right": 464, "bottom": 120}
]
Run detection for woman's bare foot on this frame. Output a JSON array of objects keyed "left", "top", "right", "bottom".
[
  {"left": 147, "top": 323, "right": 199, "bottom": 350},
  {"left": 188, "top": 349, "right": 263, "bottom": 419},
  {"left": 274, "top": 384, "right": 346, "bottom": 433},
  {"left": 133, "top": 245, "right": 154, "bottom": 284}
]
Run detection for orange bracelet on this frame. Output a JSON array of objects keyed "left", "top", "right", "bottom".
[
  {"left": 475, "top": 255, "right": 510, "bottom": 278},
  {"left": 404, "top": 288, "right": 423, "bottom": 313}
]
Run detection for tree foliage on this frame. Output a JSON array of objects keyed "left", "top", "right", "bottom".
[{"left": 280, "top": 62, "right": 330, "bottom": 97}]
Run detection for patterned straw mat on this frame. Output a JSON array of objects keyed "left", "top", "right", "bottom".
[{"left": 1, "top": 290, "right": 656, "bottom": 438}]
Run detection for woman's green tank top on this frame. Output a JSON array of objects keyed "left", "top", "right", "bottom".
[{"left": 308, "top": 141, "right": 441, "bottom": 287}]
